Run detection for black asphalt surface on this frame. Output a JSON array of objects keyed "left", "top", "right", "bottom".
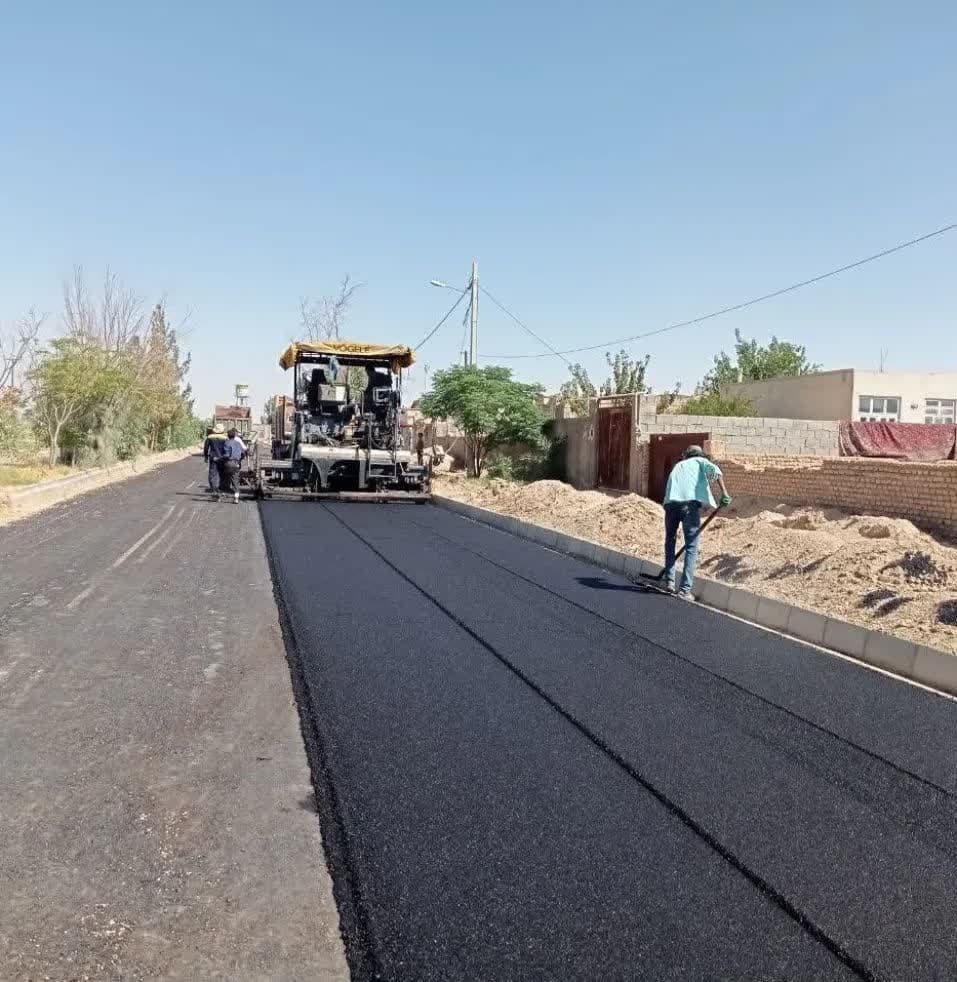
[{"left": 261, "top": 500, "right": 957, "bottom": 982}]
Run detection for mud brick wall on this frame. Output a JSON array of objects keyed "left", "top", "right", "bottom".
[{"left": 718, "top": 455, "right": 957, "bottom": 534}]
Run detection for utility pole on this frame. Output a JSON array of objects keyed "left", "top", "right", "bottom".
[{"left": 468, "top": 260, "right": 479, "bottom": 367}]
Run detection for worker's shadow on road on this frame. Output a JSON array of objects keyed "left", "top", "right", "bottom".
[{"left": 576, "top": 575, "right": 655, "bottom": 594}]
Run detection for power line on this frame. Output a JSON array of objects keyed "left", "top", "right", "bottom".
[
  {"left": 480, "top": 286, "right": 573, "bottom": 367},
  {"left": 486, "top": 221, "right": 957, "bottom": 360},
  {"left": 414, "top": 288, "right": 468, "bottom": 351}
]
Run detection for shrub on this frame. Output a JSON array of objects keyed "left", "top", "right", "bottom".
[
  {"left": 681, "top": 392, "right": 757, "bottom": 417},
  {"left": 484, "top": 454, "right": 515, "bottom": 480},
  {"left": 0, "top": 392, "right": 34, "bottom": 460}
]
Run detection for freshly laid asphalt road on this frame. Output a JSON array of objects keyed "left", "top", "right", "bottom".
[
  {"left": 262, "top": 498, "right": 957, "bottom": 982},
  {"left": 8, "top": 459, "right": 957, "bottom": 981}
]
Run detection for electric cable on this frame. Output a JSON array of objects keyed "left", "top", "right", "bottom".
[
  {"left": 414, "top": 288, "right": 468, "bottom": 351},
  {"left": 486, "top": 222, "right": 957, "bottom": 359},
  {"left": 480, "top": 286, "right": 573, "bottom": 366}
]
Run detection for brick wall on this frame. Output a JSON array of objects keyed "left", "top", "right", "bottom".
[{"left": 718, "top": 454, "right": 957, "bottom": 534}]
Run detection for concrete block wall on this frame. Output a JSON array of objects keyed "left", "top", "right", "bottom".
[
  {"left": 637, "top": 411, "right": 840, "bottom": 457},
  {"left": 558, "top": 399, "right": 842, "bottom": 495},
  {"left": 719, "top": 455, "right": 957, "bottom": 533}
]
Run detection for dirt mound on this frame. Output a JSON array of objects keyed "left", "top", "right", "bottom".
[
  {"left": 454, "top": 479, "right": 613, "bottom": 523},
  {"left": 435, "top": 475, "right": 957, "bottom": 653},
  {"left": 773, "top": 513, "right": 827, "bottom": 532},
  {"left": 846, "top": 516, "right": 925, "bottom": 542}
]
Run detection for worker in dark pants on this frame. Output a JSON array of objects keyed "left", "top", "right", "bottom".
[
  {"left": 662, "top": 445, "right": 731, "bottom": 600},
  {"left": 203, "top": 423, "right": 227, "bottom": 493},
  {"left": 415, "top": 431, "right": 425, "bottom": 467},
  {"left": 217, "top": 428, "right": 246, "bottom": 503}
]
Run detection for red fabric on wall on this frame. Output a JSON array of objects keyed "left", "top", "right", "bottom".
[{"left": 839, "top": 421, "right": 957, "bottom": 461}]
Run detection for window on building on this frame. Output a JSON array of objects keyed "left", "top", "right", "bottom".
[
  {"left": 858, "top": 395, "right": 900, "bottom": 422},
  {"left": 925, "top": 398, "right": 956, "bottom": 424}
]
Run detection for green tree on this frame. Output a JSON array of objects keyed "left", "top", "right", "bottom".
[
  {"left": 702, "top": 329, "right": 819, "bottom": 393},
  {"left": 139, "top": 303, "right": 194, "bottom": 450},
  {"left": 15, "top": 268, "right": 198, "bottom": 467},
  {"left": 681, "top": 391, "right": 757, "bottom": 417},
  {"left": 558, "top": 363, "right": 596, "bottom": 416},
  {"left": 164, "top": 412, "right": 206, "bottom": 450},
  {"left": 0, "top": 389, "right": 32, "bottom": 457},
  {"left": 602, "top": 349, "right": 650, "bottom": 395},
  {"left": 559, "top": 350, "right": 650, "bottom": 415},
  {"left": 57, "top": 271, "right": 197, "bottom": 461},
  {"left": 420, "top": 365, "right": 544, "bottom": 477},
  {"left": 30, "top": 339, "right": 131, "bottom": 466}
]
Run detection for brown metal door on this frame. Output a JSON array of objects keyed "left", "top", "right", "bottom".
[
  {"left": 597, "top": 405, "right": 631, "bottom": 490},
  {"left": 649, "top": 433, "right": 711, "bottom": 502}
]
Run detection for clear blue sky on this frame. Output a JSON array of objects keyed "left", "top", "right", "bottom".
[{"left": 2, "top": 1, "right": 955, "bottom": 415}]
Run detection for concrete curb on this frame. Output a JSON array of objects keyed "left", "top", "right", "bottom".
[
  {"left": 432, "top": 494, "right": 957, "bottom": 698},
  {"left": 0, "top": 448, "right": 198, "bottom": 519}
]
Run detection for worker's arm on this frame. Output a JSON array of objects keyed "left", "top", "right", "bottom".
[
  {"left": 706, "top": 459, "right": 731, "bottom": 507},
  {"left": 717, "top": 477, "right": 731, "bottom": 507},
  {"left": 202, "top": 437, "right": 210, "bottom": 461}
]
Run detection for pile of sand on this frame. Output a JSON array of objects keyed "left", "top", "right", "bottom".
[{"left": 436, "top": 476, "right": 957, "bottom": 653}]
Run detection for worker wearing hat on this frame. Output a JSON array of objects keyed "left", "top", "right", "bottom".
[
  {"left": 203, "top": 423, "right": 228, "bottom": 493},
  {"left": 218, "top": 428, "right": 247, "bottom": 503},
  {"left": 662, "top": 445, "right": 731, "bottom": 600}
]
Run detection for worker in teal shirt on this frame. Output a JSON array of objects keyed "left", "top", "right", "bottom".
[{"left": 662, "top": 445, "right": 731, "bottom": 599}]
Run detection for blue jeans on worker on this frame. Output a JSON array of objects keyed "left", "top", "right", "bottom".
[
  {"left": 207, "top": 458, "right": 220, "bottom": 491},
  {"left": 664, "top": 501, "right": 701, "bottom": 595}
]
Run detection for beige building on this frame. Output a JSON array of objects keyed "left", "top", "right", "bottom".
[{"left": 724, "top": 369, "right": 957, "bottom": 424}]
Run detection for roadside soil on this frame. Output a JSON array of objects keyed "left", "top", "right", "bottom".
[
  {"left": 0, "top": 463, "right": 73, "bottom": 486},
  {"left": 435, "top": 474, "right": 957, "bottom": 654}
]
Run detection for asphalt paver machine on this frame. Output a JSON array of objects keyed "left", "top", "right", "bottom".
[{"left": 254, "top": 340, "right": 430, "bottom": 502}]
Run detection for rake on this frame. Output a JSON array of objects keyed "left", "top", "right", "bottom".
[{"left": 638, "top": 506, "right": 725, "bottom": 590}]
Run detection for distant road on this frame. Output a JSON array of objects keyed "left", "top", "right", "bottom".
[{"left": 263, "top": 498, "right": 957, "bottom": 982}]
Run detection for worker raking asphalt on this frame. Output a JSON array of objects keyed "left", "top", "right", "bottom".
[{"left": 260, "top": 498, "right": 957, "bottom": 982}]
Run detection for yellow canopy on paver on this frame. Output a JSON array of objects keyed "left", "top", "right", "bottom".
[{"left": 278, "top": 340, "right": 415, "bottom": 372}]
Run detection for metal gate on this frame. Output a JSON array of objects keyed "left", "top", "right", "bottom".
[
  {"left": 648, "top": 432, "right": 711, "bottom": 502},
  {"left": 597, "top": 399, "right": 631, "bottom": 490}
]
